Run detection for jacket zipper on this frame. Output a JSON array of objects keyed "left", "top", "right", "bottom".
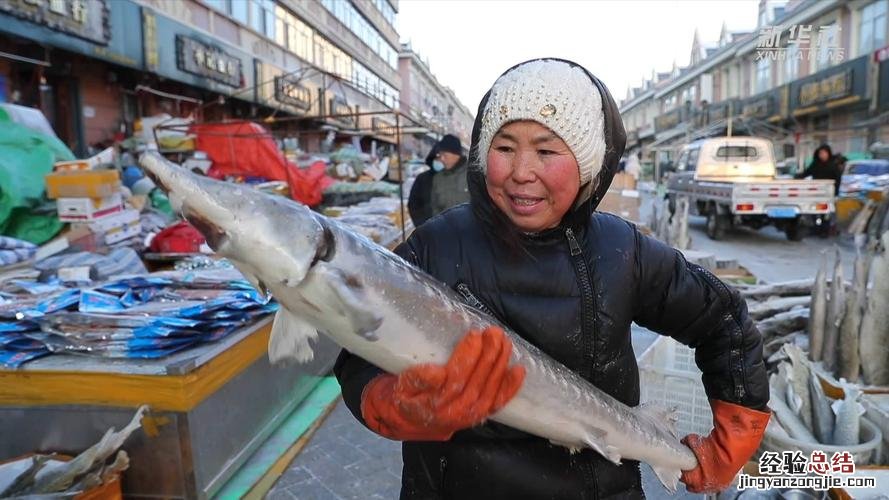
[
  {"left": 565, "top": 227, "right": 599, "bottom": 499},
  {"left": 695, "top": 264, "right": 747, "bottom": 401},
  {"left": 565, "top": 227, "right": 597, "bottom": 380},
  {"left": 455, "top": 282, "right": 499, "bottom": 321}
]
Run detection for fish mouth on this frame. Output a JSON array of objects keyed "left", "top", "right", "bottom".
[{"left": 183, "top": 207, "right": 229, "bottom": 252}]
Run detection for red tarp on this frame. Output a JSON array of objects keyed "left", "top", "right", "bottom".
[{"left": 190, "top": 122, "right": 332, "bottom": 206}]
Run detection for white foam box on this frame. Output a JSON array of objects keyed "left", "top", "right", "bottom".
[
  {"left": 79, "top": 208, "right": 142, "bottom": 245},
  {"left": 56, "top": 193, "right": 123, "bottom": 222}
]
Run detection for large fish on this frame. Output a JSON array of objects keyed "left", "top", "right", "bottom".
[
  {"left": 822, "top": 249, "right": 845, "bottom": 373},
  {"left": 860, "top": 232, "right": 889, "bottom": 386},
  {"left": 808, "top": 370, "right": 834, "bottom": 444},
  {"left": 748, "top": 296, "right": 810, "bottom": 322},
  {"left": 838, "top": 252, "right": 867, "bottom": 382},
  {"left": 741, "top": 279, "right": 814, "bottom": 300},
  {"left": 832, "top": 383, "right": 865, "bottom": 446},
  {"left": 769, "top": 378, "right": 817, "bottom": 443},
  {"left": 783, "top": 345, "right": 813, "bottom": 432},
  {"left": 139, "top": 152, "right": 698, "bottom": 491},
  {"left": 808, "top": 253, "right": 828, "bottom": 362}
]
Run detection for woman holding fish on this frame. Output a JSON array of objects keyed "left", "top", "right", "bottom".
[{"left": 335, "top": 59, "right": 770, "bottom": 498}]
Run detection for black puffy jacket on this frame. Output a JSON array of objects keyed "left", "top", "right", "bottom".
[{"left": 334, "top": 59, "right": 768, "bottom": 499}]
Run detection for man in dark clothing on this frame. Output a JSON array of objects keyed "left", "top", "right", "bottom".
[
  {"left": 407, "top": 134, "right": 470, "bottom": 226},
  {"left": 795, "top": 144, "right": 842, "bottom": 195}
]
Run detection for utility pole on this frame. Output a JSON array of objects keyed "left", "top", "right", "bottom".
[{"left": 727, "top": 101, "right": 733, "bottom": 137}]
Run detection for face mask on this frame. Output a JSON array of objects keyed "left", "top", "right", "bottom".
[{"left": 432, "top": 160, "right": 445, "bottom": 172}]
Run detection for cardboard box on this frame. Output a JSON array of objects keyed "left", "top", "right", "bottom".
[
  {"left": 598, "top": 190, "right": 641, "bottom": 222},
  {"left": 610, "top": 172, "right": 638, "bottom": 191},
  {"left": 56, "top": 194, "right": 123, "bottom": 222},
  {"left": 78, "top": 208, "right": 142, "bottom": 244},
  {"left": 46, "top": 169, "right": 121, "bottom": 199}
]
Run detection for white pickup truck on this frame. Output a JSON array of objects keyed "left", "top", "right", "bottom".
[{"left": 666, "top": 137, "right": 835, "bottom": 241}]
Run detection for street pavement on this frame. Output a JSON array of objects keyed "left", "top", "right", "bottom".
[{"left": 267, "top": 195, "right": 856, "bottom": 499}]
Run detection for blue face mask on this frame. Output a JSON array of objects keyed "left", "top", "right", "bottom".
[{"left": 432, "top": 160, "right": 445, "bottom": 172}]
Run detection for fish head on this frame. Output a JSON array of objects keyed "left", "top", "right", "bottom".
[{"left": 139, "top": 152, "right": 327, "bottom": 290}]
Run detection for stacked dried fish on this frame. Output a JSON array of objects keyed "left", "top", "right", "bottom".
[
  {"left": 746, "top": 235, "right": 889, "bottom": 386},
  {"left": 0, "top": 406, "right": 145, "bottom": 496},
  {"left": 860, "top": 232, "right": 889, "bottom": 386},
  {"left": 804, "top": 232, "right": 889, "bottom": 386},
  {"left": 767, "top": 345, "right": 866, "bottom": 448}
]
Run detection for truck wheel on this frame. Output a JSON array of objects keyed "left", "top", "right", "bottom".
[
  {"left": 785, "top": 220, "right": 804, "bottom": 241},
  {"left": 706, "top": 213, "right": 728, "bottom": 240}
]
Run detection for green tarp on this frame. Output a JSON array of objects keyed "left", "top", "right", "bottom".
[{"left": 0, "top": 119, "right": 74, "bottom": 244}]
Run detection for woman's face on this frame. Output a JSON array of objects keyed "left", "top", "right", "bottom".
[
  {"left": 486, "top": 121, "right": 580, "bottom": 232},
  {"left": 818, "top": 149, "right": 830, "bottom": 162}
]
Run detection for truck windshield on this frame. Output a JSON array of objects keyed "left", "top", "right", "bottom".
[{"left": 716, "top": 145, "right": 758, "bottom": 160}]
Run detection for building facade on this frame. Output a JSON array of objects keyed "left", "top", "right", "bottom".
[
  {"left": 0, "top": 0, "right": 410, "bottom": 156},
  {"left": 398, "top": 43, "right": 473, "bottom": 160},
  {"left": 620, "top": 0, "right": 889, "bottom": 176}
]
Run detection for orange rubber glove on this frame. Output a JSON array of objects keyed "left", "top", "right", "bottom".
[
  {"left": 680, "top": 399, "right": 771, "bottom": 494},
  {"left": 360, "top": 326, "right": 526, "bottom": 441}
]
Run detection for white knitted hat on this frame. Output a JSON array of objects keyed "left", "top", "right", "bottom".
[{"left": 477, "top": 60, "right": 606, "bottom": 189}]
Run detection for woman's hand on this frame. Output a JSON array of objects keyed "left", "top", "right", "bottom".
[
  {"left": 680, "top": 399, "right": 771, "bottom": 493},
  {"left": 360, "top": 326, "right": 526, "bottom": 441}
]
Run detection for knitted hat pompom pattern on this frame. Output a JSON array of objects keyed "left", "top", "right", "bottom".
[{"left": 476, "top": 60, "right": 607, "bottom": 189}]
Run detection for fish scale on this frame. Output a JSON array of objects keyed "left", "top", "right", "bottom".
[{"left": 140, "top": 152, "right": 699, "bottom": 492}]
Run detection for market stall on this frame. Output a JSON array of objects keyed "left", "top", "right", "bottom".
[{"left": 0, "top": 96, "right": 422, "bottom": 496}]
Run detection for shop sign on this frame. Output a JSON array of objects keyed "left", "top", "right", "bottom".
[
  {"left": 708, "top": 101, "right": 733, "bottom": 121},
  {"left": 176, "top": 35, "right": 242, "bottom": 87},
  {"left": 142, "top": 8, "right": 158, "bottom": 72},
  {"left": 742, "top": 95, "right": 773, "bottom": 119},
  {"left": 0, "top": 0, "right": 110, "bottom": 45},
  {"left": 372, "top": 117, "right": 396, "bottom": 135},
  {"left": 654, "top": 109, "right": 681, "bottom": 132},
  {"left": 329, "top": 97, "right": 355, "bottom": 127},
  {"left": 798, "top": 70, "right": 851, "bottom": 107},
  {"left": 274, "top": 76, "right": 311, "bottom": 110}
]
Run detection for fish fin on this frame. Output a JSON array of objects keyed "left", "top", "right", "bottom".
[
  {"left": 548, "top": 440, "right": 581, "bottom": 454},
  {"left": 639, "top": 402, "right": 680, "bottom": 438},
  {"left": 651, "top": 465, "right": 682, "bottom": 494},
  {"left": 268, "top": 308, "right": 317, "bottom": 364},
  {"left": 303, "top": 262, "right": 383, "bottom": 340},
  {"left": 579, "top": 427, "right": 621, "bottom": 465},
  {"left": 240, "top": 268, "right": 269, "bottom": 299}
]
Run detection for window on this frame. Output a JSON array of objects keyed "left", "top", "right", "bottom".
[
  {"left": 784, "top": 43, "right": 799, "bottom": 82},
  {"left": 319, "top": 0, "right": 398, "bottom": 69},
  {"left": 205, "top": 0, "right": 227, "bottom": 13},
  {"left": 814, "top": 22, "right": 839, "bottom": 71},
  {"left": 756, "top": 58, "right": 770, "bottom": 93},
  {"left": 716, "top": 145, "right": 759, "bottom": 160},
  {"left": 231, "top": 0, "right": 248, "bottom": 24},
  {"left": 686, "top": 148, "right": 700, "bottom": 171},
  {"left": 858, "top": 1, "right": 888, "bottom": 56},
  {"left": 248, "top": 0, "right": 275, "bottom": 38},
  {"left": 373, "top": 0, "right": 396, "bottom": 26}
]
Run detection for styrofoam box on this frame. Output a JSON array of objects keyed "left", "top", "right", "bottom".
[
  {"left": 637, "top": 336, "right": 713, "bottom": 437},
  {"left": 56, "top": 194, "right": 123, "bottom": 222},
  {"left": 74, "top": 208, "right": 142, "bottom": 245}
]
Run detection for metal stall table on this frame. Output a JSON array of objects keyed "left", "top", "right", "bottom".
[{"left": 0, "top": 316, "right": 340, "bottom": 499}]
